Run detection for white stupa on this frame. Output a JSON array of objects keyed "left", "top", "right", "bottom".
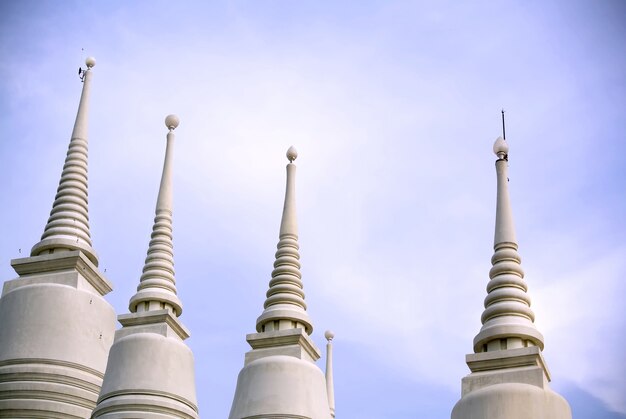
[
  {"left": 0, "top": 58, "right": 117, "bottom": 417},
  {"left": 451, "top": 137, "right": 572, "bottom": 419},
  {"left": 92, "top": 115, "right": 199, "bottom": 418},
  {"left": 228, "top": 147, "right": 334, "bottom": 419}
]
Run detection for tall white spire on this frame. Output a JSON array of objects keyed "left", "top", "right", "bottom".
[
  {"left": 229, "top": 147, "right": 332, "bottom": 419},
  {"left": 128, "top": 114, "right": 183, "bottom": 316},
  {"left": 473, "top": 136, "right": 543, "bottom": 353},
  {"left": 0, "top": 58, "right": 116, "bottom": 418},
  {"left": 31, "top": 57, "right": 99, "bottom": 266},
  {"left": 451, "top": 134, "right": 571, "bottom": 419},
  {"left": 93, "top": 115, "right": 198, "bottom": 418},
  {"left": 256, "top": 146, "right": 313, "bottom": 334}
]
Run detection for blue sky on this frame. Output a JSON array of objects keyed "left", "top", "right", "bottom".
[{"left": 1, "top": 1, "right": 625, "bottom": 418}]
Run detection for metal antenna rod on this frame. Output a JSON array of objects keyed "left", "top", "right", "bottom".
[{"left": 501, "top": 109, "right": 506, "bottom": 140}]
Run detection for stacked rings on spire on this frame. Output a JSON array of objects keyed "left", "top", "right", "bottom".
[
  {"left": 140, "top": 210, "right": 175, "bottom": 285},
  {"left": 481, "top": 243, "right": 534, "bottom": 324},
  {"left": 265, "top": 233, "right": 307, "bottom": 310},
  {"left": 40, "top": 137, "right": 92, "bottom": 245}
]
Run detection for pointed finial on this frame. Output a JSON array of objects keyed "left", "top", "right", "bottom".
[
  {"left": 287, "top": 145, "right": 298, "bottom": 163},
  {"left": 128, "top": 115, "right": 182, "bottom": 316},
  {"left": 85, "top": 57, "right": 96, "bottom": 69}
]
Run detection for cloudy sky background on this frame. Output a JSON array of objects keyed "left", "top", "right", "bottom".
[{"left": 1, "top": 1, "right": 625, "bottom": 418}]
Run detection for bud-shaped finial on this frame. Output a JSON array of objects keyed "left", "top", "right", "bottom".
[
  {"left": 165, "top": 114, "right": 180, "bottom": 131},
  {"left": 493, "top": 136, "right": 509, "bottom": 160},
  {"left": 85, "top": 57, "right": 96, "bottom": 68},
  {"left": 85, "top": 57, "right": 96, "bottom": 69},
  {"left": 325, "top": 330, "right": 335, "bottom": 342},
  {"left": 287, "top": 145, "right": 298, "bottom": 163}
]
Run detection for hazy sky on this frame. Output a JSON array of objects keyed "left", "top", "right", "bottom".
[{"left": 1, "top": 1, "right": 625, "bottom": 418}]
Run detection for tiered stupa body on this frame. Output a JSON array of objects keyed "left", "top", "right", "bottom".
[
  {"left": 0, "top": 58, "right": 117, "bottom": 418},
  {"left": 92, "top": 115, "right": 198, "bottom": 418},
  {"left": 229, "top": 147, "right": 333, "bottom": 419},
  {"left": 451, "top": 137, "right": 571, "bottom": 419}
]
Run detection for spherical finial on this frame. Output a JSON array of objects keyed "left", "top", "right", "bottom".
[
  {"left": 286, "top": 146, "right": 298, "bottom": 163},
  {"left": 85, "top": 57, "right": 96, "bottom": 69},
  {"left": 165, "top": 114, "right": 180, "bottom": 131},
  {"left": 324, "top": 330, "right": 335, "bottom": 342},
  {"left": 493, "top": 136, "right": 509, "bottom": 159}
]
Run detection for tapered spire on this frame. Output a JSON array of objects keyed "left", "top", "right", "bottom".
[
  {"left": 473, "top": 137, "right": 543, "bottom": 353},
  {"left": 31, "top": 57, "right": 98, "bottom": 265},
  {"left": 255, "top": 146, "right": 313, "bottom": 334},
  {"left": 128, "top": 114, "right": 183, "bottom": 316}
]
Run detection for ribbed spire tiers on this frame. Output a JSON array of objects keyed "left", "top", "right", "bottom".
[
  {"left": 256, "top": 146, "right": 313, "bottom": 335},
  {"left": 451, "top": 135, "right": 571, "bottom": 419},
  {"left": 31, "top": 57, "right": 98, "bottom": 266},
  {"left": 229, "top": 147, "right": 332, "bottom": 419},
  {"left": 128, "top": 114, "right": 183, "bottom": 316},
  {"left": 0, "top": 58, "right": 116, "bottom": 418},
  {"left": 473, "top": 136, "right": 543, "bottom": 353},
  {"left": 93, "top": 115, "right": 198, "bottom": 419}
]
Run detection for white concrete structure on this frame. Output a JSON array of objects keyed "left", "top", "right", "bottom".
[
  {"left": 229, "top": 147, "right": 333, "bottom": 419},
  {"left": 0, "top": 58, "right": 117, "bottom": 418},
  {"left": 92, "top": 115, "right": 199, "bottom": 418},
  {"left": 451, "top": 137, "right": 572, "bottom": 419}
]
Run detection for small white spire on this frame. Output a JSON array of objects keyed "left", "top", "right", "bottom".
[
  {"left": 325, "top": 330, "right": 336, "bottom": 418},
  {"left": 473, "top": 137, "right": 543, "bottom": 353},
  {"left": 31, "top": 57, "right": 98, "bottom": 265},
  {"left": 256, "top": 146, "right": 313, "bottom": 334},
  {"left": 128, "top": 115, "right": 182, "bottom": 316}
]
